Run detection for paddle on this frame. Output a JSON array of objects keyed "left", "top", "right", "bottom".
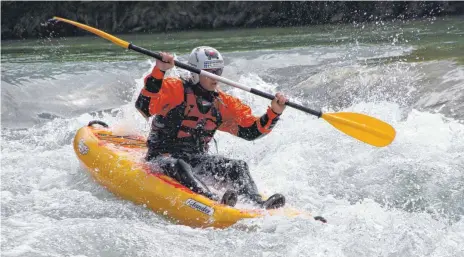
[{"left": 50, "top": 16, "right": 396, "bottom": 147}]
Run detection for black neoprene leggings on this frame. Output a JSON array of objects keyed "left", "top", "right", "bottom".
[{"left": 150, "top": 154, "right": 262, "bottom": 202}]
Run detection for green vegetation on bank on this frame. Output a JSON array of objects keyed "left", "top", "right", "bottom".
[{"left": 2, "top": 1, "right": 463, "bottom": 40}]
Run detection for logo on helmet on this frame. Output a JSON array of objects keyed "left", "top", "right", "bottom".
[
  {"left": 203, "top": 60, "right": 223, "bottom": 69},
  {"left": 204, "top": 49, "right": 219, "bottom": 60}
]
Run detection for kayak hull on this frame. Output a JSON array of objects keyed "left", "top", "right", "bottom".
[{"left": 73, "top": 122, "right": 311, "bottom": 228}]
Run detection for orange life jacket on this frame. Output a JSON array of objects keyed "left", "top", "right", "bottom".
[{"left": 147, "top": 84, "right": 222, "bottom": 156}]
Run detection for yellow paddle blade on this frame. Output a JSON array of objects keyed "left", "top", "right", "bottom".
[
  {"left": 53, "top": 16, "right": 130, "bottom": 49},
  {"left": 322, "top": 112, "right": 396, "bottom": 147}
]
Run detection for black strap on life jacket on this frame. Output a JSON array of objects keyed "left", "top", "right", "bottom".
[{"left": 147, "top": 82, "right": 223, "bottom": 157}]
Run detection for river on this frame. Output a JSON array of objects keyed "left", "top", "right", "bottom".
[{"left": 1, "top": 16, "right": 463, "bottom": 257}]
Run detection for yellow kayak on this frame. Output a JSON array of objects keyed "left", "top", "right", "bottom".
[{"left": 73, "top": 120, "right": 314, "bottom": 228}]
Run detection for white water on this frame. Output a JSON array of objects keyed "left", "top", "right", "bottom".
[{"left": 2, "top": 45, "right": 464, "bottom": 256}]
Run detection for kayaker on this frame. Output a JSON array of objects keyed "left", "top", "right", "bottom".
[{"left": 135, "top": 46, "right": 287, "bottom": 209}]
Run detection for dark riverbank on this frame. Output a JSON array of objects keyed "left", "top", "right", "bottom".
[{"left": 2, "top": 1, "right": 464, "bottom": 40}]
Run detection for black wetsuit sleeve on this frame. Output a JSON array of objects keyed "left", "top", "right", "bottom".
[{"left": 237, "top": 109, "right": 280, "bottom": 140}]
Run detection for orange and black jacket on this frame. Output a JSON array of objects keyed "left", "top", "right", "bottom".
[{"left": 135, "top": 66, "right": 280, "bottom": 158}]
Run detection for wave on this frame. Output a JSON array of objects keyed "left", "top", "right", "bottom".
[{"left": 2, "top": 45, "right": 463, "bottom": 256}]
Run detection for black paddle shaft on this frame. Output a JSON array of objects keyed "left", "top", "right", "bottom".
[
  {"left": 129, "top": 44, "right": 201, "bottom": 74},
  {"left": 129, "top": 44, "right": 323, "bottom": 118}
]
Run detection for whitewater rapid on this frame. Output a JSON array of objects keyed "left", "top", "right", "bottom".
[{"left": 2, "top": 44, "right": 464, "bottom": 256}]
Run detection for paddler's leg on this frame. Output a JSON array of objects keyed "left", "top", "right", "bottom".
[
  {"left": 154, "top": 156, "right": 219, "bottom": 201},
  {"left": 175, "top": 159, "right": 237, "bottom": 207},
  {"left": 190, "top": 155, "right": 285, "bottom": 209},
  {"left": 189, "top": 155, "right": 254, "bottom": 194}
]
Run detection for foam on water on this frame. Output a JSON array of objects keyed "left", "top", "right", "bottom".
[
  {"left": 2, "top": 101, "right": 463, "bottom": 256},
  {"left": 2, "top": 44, "right": 464, "bottom": 256}
]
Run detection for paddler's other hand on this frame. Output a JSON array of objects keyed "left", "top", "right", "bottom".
[
  {"left": 271, "top": 93, "right": 287, "bottom": 114},
  {"left": 156, "top": 52, "right": 175, "bottom": 71}
]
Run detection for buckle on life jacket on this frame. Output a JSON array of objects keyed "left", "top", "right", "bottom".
[{"left": 196, "top": 96, "right": 213, "bottom": 114}]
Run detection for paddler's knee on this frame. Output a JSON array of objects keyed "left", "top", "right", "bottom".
[
  {"left": 229, "top": 159, "right": 249, "bottom": 174},
  {"left": 176, "top": 159, "right": 191, "bottom": 172},
  {"left": 174, "top": 159, "right": 196, "bottom": 180},
  {"left": 175, "top": 159, "right": 223, "bottom": 202},
  {"left": 224, "top": 159, "right": 249, "bottom": 181}
]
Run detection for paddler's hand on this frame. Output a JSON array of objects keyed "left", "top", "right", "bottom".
[
  {"left": 271, "top": 93, "right": 287, "bottom": 114},
  {"left": 156, "top": 52, "right": 175, "bottom": 71}
]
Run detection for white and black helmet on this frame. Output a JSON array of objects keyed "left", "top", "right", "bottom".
[{"left": 187, "top": 46, "right": 224, "bottom": 84}]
